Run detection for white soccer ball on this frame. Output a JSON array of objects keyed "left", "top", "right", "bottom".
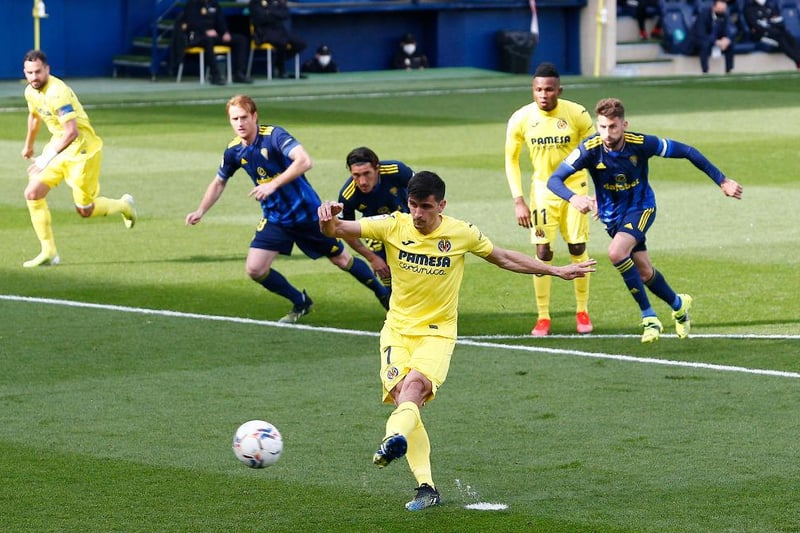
[{"left": 232, "top": 420, "right": 283, "bottom": 468}]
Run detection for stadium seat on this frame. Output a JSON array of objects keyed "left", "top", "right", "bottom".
[
  {"left": 176, "top": 45, "right": 232, "bottom": 84},
  {"left": 246, "top": 27, "right": 300, "bottom": 80},
  {"left": 781, "top": 0, "right": 800, "bottom": 41},
  {"left": 660, "top": 0, "right": 697, "bottom": 53}
]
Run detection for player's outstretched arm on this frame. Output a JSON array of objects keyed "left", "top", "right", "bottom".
[
  {"left": 317, "top": 201, "right": 362, "bottom": 239},
  {"left": 485, "top": 246, "right": 596, "bottom": 279},
  {"left": 186, "top": 177, "right": 226, "bottom": 225}
]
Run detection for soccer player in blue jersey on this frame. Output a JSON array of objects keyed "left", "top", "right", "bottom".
[
  {"left": 337, "top": 147, "right": 414, "bottom": 289},
  {"left": 548, "top": 98, "right": 743, "bottom": 343},
  {"left": 186, "top": 95, "right": 390, "bottom": 322},
  {"left": 318, "top": 171, "right": 595, "bottom": 511}
]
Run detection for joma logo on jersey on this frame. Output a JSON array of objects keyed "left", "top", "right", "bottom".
[
  {"left": 398, "top": 251, "right": 451, "bottom": 268},
  {"left": 530, "top": 135, "right": 571, "bottom": 146}
]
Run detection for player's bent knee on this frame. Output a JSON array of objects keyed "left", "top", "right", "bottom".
[
  {"left": 75, "top": 205, "right": 94, "bottom": 217},
  {"left": 329, "top": 251, "right": 351, "bottom": 269},
  {"left": 568, "top": 243, "right": 586, "bottom": 256},
  {"left": 536, "top": 245, "right": 553, "bottom": 262},
  {"left": 246, "top": 265, "right": 269, "bottom": 280}
]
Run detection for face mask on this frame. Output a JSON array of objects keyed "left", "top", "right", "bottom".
[
  {"left": 318, "top": 55, "right": 331, "bottom": 67},
  {"left": 403, "top": 44, "right": 416, "bottom": 55}
]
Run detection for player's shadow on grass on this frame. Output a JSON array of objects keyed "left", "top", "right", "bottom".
[{"left": 174, "top": 254, "right": 244, "bottom": 264}]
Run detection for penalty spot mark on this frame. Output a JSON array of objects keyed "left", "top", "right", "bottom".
[{"left": 465, "top": 502, "right": 509, "bottom": 511}]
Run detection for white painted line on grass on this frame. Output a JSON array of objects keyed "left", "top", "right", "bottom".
[
  {"left": 455, "top": 338, "right": 800, "bottom": 379},
  {"left": 462, "top": 333, "right": 800, "bottom": 340},
  {"left": 2, "top": 294, "right": 798, "bottom": 379}
]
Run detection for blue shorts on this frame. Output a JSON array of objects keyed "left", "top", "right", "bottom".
[
  {"left": 606, "top": 207, "right": 656, "bottom": 253},
  {"left": 251, "top": 219, "right": 345, "bottom": 259}
]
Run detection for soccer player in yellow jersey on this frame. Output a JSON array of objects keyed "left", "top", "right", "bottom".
[
  {"left": 21, "top": 50, "right": 136, "bottom": 268},
  {"left": 504, "top": 62, "right": 595, "bottom": 336},
  {"left": 318, "top": 171, "right": 595, "bottom": 511}
]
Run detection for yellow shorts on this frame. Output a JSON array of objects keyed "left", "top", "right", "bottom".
[
  {"left": 379, "top": 326, "right": 455, "bottom": 404},
  {"left": 36, "top": 148, "right": 102, "bottom": 208},
  {"left": 530, "top": 178, "right": 589, "bottom": 246}
]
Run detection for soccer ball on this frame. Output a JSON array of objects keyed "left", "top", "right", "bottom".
[{"left": 232, "top": 420, "right": 283, "bottom": 468}]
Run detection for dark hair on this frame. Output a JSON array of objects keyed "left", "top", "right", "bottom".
[
  {"left": 595, "top": 97, "right": 625, "bottom": 119},
  {"left": 408, "top": 171, "right": 445, "bottom": 202},
  {"left": 533, "top": 62, "right": 560, "bottom": 79},
  {"left": 23, "top": 49, "right": 48, "bottom": 65},
  {"left": 345, "top": 146, "right": 379, "bottom": 169}
]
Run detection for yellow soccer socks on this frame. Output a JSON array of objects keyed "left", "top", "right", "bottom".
[
  {"left": 533, "top": 266, "right": 552, "bottom": 320},
  {"left": 385, "top": 401, "right": 434, "bottom": 488},
  {"left": 572, "top": 251, "right": 590, "bottom": 314},
  {"left": 24, "top": 198, "right": 58, "bottom": 267}
]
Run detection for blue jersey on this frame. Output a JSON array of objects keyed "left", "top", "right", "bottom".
[
  {"left": 337, "top": 160, "right": 414, "bottom": 221},
  {"left": 548, "top": 132, "right": 726, "bottom": 230},
  {"left": 218, "top": 125, "right": 321, "bottom": 225}
]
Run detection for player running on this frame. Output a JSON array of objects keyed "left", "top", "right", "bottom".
[
  {"left": 20, "top": 49, "right": 136, "bottom": 267},
  {"left": 548, "top": 97, "right": 742, "bottom": 343},
  {"left": 186, "top": 95, "right": 390, "bottom": 322}
]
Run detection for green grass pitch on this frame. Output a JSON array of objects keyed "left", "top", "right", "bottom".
[{"left": 0, "top": 69, "right": 798, "bottom": 532}]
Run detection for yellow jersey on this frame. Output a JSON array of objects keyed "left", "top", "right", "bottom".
[
  {"left": 25, "top": 74, "right": 102, "bottom": 158},
  {"left": 504, "top": 98, "right": 594, "bottom": 198},
  {"left": 360, "top": 212, "right": 494, "bottom": 339}
]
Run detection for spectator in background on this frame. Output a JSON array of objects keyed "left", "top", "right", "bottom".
[
  {"left": 693, "top": 0, "right": 736, "bottom": 73},
  {"left": 250, "top": 0, "right": 308, "bottom": 78},
  {"left": 744, "top": 0, "right": 800, "bottom": 67},
  {"left": 636, "top": 0, "right": 663, "bottom": 40},
  {"left": 182, "top": 0, "right": 252, "bottom": 84},
  {"left": 392, "top": 33, "right": 429, "bottom": 70},
  {"left": 302, "top": 45, "right": 339, "bottom": 73}
]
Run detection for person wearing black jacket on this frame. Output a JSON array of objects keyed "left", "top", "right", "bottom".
[
  {"left": 249, "top": 0, "right": 307, "bottom": 78},
  {"left": 692, "top": 0, "right": 735, "bottom": 73},
  {"left": 744, "top": 0, "right": 800, "bottom": 67},
  {"left": 182, "top": 0, "right": 252, "bottom": 84}
]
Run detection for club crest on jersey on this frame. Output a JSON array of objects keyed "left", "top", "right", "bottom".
[
  {"left": 260, "top": 148, "right": 269, "bottom": 160},
  {"left": 556, "top": 119, "right": 568, "bottom": 130},
  {"left": 386, "top": 366, "right": 400, "bottom": 381},
  {"left": 629, "top": 155, "right": 638, "bottom": 166},
  {"left": 438, "top": 239, "right": 451, "bottom": 253}
]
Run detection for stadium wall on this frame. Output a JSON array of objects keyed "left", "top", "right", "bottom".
[{"left": 0, "top": 0, "right": 586, "bottom": 80}]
